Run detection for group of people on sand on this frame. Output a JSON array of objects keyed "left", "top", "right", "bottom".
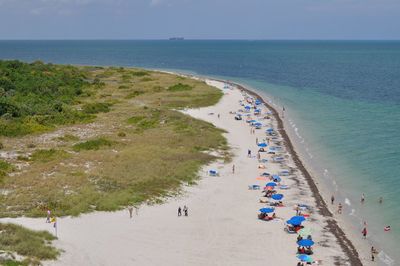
[{"left": 177, "top": 205, "right": 188, "bottom": 217}]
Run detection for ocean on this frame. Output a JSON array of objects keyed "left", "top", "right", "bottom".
[{"left": 1, "top": 40, "right": 399, "bottom": 264}]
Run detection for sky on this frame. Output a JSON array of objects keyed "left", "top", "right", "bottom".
[{"left": 0, "top": 0, "right": 399, "bottom": 40}]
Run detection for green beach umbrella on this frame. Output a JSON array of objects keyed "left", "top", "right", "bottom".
[{"left": 298, "top": 227, "right": 313, "bottom": 237}]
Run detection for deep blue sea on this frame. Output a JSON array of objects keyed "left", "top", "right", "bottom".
[{"left": 1, "top": 40, "right": 399, "bottom": 264}]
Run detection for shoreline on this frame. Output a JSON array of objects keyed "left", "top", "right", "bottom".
[
  {"left": 227, "top": 80, "right": 363, "bottom": 265},
  {"left": 158, "top": 69, "right": 366, "bottom": 265}
]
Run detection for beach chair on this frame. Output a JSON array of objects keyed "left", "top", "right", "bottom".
[
  {"left": 248, "top": 185, "right": 260, "bottom": 190},
  {"left": 209, "top": 170, "right": 219, "bottom": 176}
]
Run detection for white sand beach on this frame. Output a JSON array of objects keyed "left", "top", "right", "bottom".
[{"left": 1, "top": 79, "right": 364, "bottom": 265}]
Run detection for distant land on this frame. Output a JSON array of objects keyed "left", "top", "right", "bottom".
[{"left": 169, "top": 37, "right": 184, "bottom": 41}]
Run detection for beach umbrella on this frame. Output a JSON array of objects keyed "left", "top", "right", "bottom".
[
  {"left": 297, "top": 254, "right": 313, "bottom": 262},
  {"left": 248, "top": 120, "right": 257, "bottom": 123},
  {"left": 271, "top": 194, "right": 284, "bottom": 200},
  {"left": 272, "top": 175, "right": 281, "bottom": 182},
  {"left": 258, "top": 143, "right": 268, "bottom": 147},
  {"left": 254, "top": 122, "right": 262, "bottom": 126},
  {"left": 298, "top": 228, "right": 313, "bottom": 237},
  {"left": 256, "top": 177, "right": 268, "bottom": 181},
  {"left": 266, "top": 182, "right": 277, "bottom": 187},
  {"left": 297, "top": 239, "right": 314, "bottom": 247},
  {"left": 259, "top": 207, "right": 275, "bottom": 213},
  {"left": 266, "top": 128, "right": 274, "bottom": 132},
  {"left": 287, "top": 216, "right": 305, "bottom": 226},
  {"left": 245, "top": 106, "right": 251, "bottom": 109},
  {"left": 273, "top": 176, "right": 281, "bottom": 182},
  {"left": 291, "top": 216, "right": 306, "bottom": 222}
]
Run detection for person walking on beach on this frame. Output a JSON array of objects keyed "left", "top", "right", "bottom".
[
  {"left": 257, "top": 152, "right": 260, "bottom": 160},
  {"left": 247, "top": 149, "right": 251, "bottom": 158},
  {"left": 46, "top": 209, "right": 51, "bottom": 223},
  {"left": 183, "top": 205, "right": 188, "bottom": 216},
  {"left": 362, "top": 227, "right": 368, "bottom": 239},
  {"left": 361, "top": 193, "right": 365, "bottom": 204},
  {"left": 338, "top": 203, "right": 342, "bottom": 214},
  {"left": 178, "top": 206, "right": 182, "bottom": 217},
  {"left": 371, "top": 246, "right": 377, "bottom": 261},
  {"left": 232, "top": 164, "right": 235, "bottom": 174},
  {"left": 128, "top": 206, "right": 133, "bottom": 219},
  {"left": 217, "top": 113, "right": 220, "bottom": 119},
  {"left": 331, "top": 195, "right": 335, "bottom": 205},
  {"left": 256, "top": 137, "right": 258, "bottom": 145}
]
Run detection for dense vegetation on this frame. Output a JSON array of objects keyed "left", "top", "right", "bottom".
[
  {"left": 0, "top": 65, "right": 227, "bottom": 218},
  {"left": 0, "top": 60, "right": 91, "bottom": 136},
  {"left": 0, "top": 223, "right": 60, "bottom": 265}
]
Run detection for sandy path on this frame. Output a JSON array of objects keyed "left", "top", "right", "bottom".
[{"left": 1, "top": 80, "right": 347, "bottom": 266}]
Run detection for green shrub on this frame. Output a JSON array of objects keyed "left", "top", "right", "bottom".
[
  {"left": 0, "top": 159, "right": 13, "bottom": 183},
  {"left": 82, "top": 102, "right": 111, "bottom": 114},
  {"left": 57, "top": 134, "right": 79, "bottom": 142},
  {"left": 117, "top": 132, "right": 126, "bottom": 137},
  {"left": 125, "top": 90, "right": 145, "bottom": 99},
  {"left": 167, "top": 83, "right": 193, "bottom": 92},
  {"left": 131, "top": 71, "right": 149, "bottom": 77},
  {"left": 73, "top": 138, "right": 114, "bottom": 151},
  {"left": 30, "top": 149, "right": 69, "bottom": 163},
  {"left": 140, "top": 77, "right": 153, "bottom": 82}
]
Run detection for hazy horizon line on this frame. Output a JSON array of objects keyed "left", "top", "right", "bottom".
[{"left": 1, "top": 38, "right": 400, "bottom": 42}]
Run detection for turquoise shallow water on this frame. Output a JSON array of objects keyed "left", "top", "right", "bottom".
[{"left": 0, "top": 40, "right": 399, "bottom": 263}]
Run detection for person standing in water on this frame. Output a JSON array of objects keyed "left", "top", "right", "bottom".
[
  {"left": 361, "top": 193, "right": 365, "bottom": 204},
  {"left": 362, "top": 227, "right": 368, "bottom": 239},
  {"left": 331, "top": 195, "right": 335, "bottom": 205},
  {"left": 379, "top": 197, "right": 383, "bottom": 204}
]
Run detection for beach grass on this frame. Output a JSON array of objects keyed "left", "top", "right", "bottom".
[
  {"left": 0, "top": 65, "right": 227, "bottom": 217},
  {"left": 0, "top": 223, "right": 60, "bottom": 265}
]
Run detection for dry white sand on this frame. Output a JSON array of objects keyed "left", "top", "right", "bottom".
[{"left": 1, "top": 80, "right": 352, "bottom": 266}]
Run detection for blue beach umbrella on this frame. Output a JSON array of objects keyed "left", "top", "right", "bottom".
[
  {"left": 266, "top": 128, "right": 274, "bottom": 132},
  {"left": 245, "top": 105, "right": 251, "bottom": 109},
  {"left": 297, "top": 254, "right": 313, "bottom": 262},
  {"left": 258, "top": 143, "right": 268, "bottom": 147},
  {"left": 291, "top": 216, "right": 306, "bottom": 222},
  {"left": 297, "top": 239, "right": 315, "bottom": 247},
  {"left": 248, "top": 120, "right": 257, "bottom": 123},
  {"left": 271, "top": 194, "right": 284, "bottom": 200},
  {"left": 272, "top": 175, "right": 281, "bottom": 182},
  {"left": 254, "top": 122, "right": 262, "bottom": 126},
  {"left": 287, "top": 216, "right": 305, "bottom": 226},
  {"left": 259, "top": 207, "right": 275, "bottom": 213},
  {"left": 266, "top": 182, "right": 277, "bottom": 187}
]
